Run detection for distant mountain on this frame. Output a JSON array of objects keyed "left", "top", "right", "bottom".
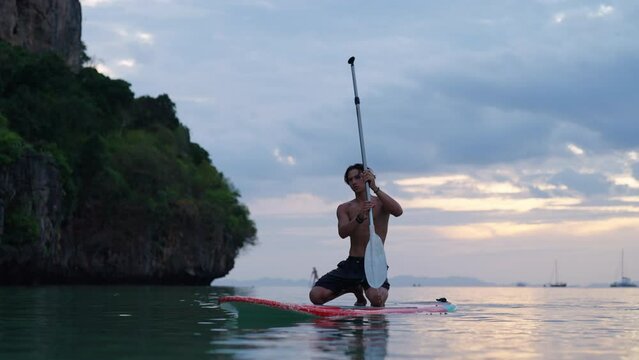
[{"left": 213, "top": 275, "right": 495, "bottom": 287}]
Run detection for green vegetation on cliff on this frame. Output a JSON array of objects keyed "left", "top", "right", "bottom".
[
  {"left": 0, "top": 41, "right": 256, "bottom": 280},
  {"left": 0, "top": 113, "right": 29, "bottom": 165}
]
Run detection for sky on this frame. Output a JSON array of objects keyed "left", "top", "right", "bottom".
[{"left": 79, "top": 0, "right": 639, "bottom": 286}]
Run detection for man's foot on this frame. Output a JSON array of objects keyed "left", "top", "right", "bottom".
[
  {"left": 334, "top": 285, "right": 367, "bottom": 306},
  {"left": 351, "top": 285, "right": 367, "bottom": 306}
]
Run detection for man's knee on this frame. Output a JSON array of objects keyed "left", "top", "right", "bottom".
[
  {"left": 369, "top": 295, "right": 385, "bottom": 307},
  {"left": 309, "top": 286, "right": 332, "bottom": 305},
  {"left": 366, "top": 288, "right": 388, "bottom": 307}
]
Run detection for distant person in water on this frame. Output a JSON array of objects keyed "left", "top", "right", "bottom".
[{"left": 309, "top": 163, "right": 403, "bottom": 307}]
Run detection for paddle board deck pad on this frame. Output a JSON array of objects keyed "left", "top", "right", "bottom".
[{"left": 219, "top": 296, "right": 456, "bottom": 318}]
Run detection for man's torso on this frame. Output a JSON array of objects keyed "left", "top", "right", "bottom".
[{"left": 343, "top": 196, "right": 390, "bottom": 256}]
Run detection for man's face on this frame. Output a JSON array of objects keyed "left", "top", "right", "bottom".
[{"left": 346, "top": 169, "right": 364, "bottom": 192}]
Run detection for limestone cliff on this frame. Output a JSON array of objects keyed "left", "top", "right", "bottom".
[
  {"left": 0, "top": 1, "right": 256, "bottom": 284},
  {"left": 0, "top": 151, "right": 64, "bottom": 282},
  {"left": 0, "top": 149, "right": 242, "bottom": 284},
  {"left": 0, "top": 0, "right": 82, "bottom": 70}
]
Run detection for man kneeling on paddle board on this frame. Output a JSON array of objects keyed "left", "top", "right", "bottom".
[{"left": 309, "top": 163, "right": 403, "bottom": 307}]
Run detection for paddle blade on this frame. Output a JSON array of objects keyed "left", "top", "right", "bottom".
[{"left": 364, "top": 233, "right": 387, "bottom": 288}]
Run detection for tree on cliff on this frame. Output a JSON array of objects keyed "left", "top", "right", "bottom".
[{"left": 0, "top": 41, "right": 257, "bottom": 284}]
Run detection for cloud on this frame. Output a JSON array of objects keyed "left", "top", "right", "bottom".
[
  {"left": 630, "top": 152, "right": 639, "bottom": 179},
  {"left": 553, "top": 13, "right": 566, "bottom": 24},
  {"left": 430, "top": 216, "right": 638, "bottom": 241},
  {"left": 117, "top": 59, "right": 136, "bottom": 68},
  {"left": 396, "top": 175, "right": 471, "bottom": 188},
  {"left": 613, "top": 196, "right": 639, "bottom": 203},
  {"left": 80, "top": 0, "right": 114, "bottom": 7},
  {"left": 550, "top": 169, "right": 611, "bottom": 196},
  {"left": 248, "top": 193, "right": 336, "bottom": 217},
  {"left": 273, "top": 148, "right": 296, "bottom": 166},
  {"left": 552, "top": 4, "right": 615, "bottom": 24},
  {"left": 93, "top": 63, "right": 113, "bottom": 77},
  {"left": 108, "top": 28, "right": 155, "bottom": 46},
  {"left": 135, "top": 32, "right": 154, "bottom": 44},
  {"left": 588, "top": 4, "right": 614, "bottom": 18},
  {"left": 391, "top": 152, "right": 639, "bottom": 215},
  {"left": 396, "top": 173, "right": 525, "bottom": 197},
  {"left": 611, "top": 174, "right": 639, "bottom": 189},
  {"left": 434, "top": 221, "right": 552, "bottom": 240},
  {"left": 400, "top": 196, "right": 581, "bottom": 213},
  {"left": 566, "top": 143, "right": 584, "bottom": 156},
  {"left": 83, "top": 0, "right": 639, "bottom": 181}
]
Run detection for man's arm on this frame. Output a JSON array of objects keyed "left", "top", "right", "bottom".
[
  {"left": 337, "top": 203, "right": 370, "bottom": 239},
  {"left": 362, "top": 170, "right": 403, "bottom": 217},
  {"left": 372, "top": 187, "right": 403, "bottom": 217}
]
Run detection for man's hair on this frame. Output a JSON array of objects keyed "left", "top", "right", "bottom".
[{"left": 344, "top": 163, "right": 364, "bottom": 184}]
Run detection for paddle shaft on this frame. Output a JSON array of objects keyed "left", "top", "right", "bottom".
[
  {"left": 348, "top": 57, "right": 387, "bottom": 289},
  {"left": 347, "top": 57, "right": 374, "bottom": 230}
]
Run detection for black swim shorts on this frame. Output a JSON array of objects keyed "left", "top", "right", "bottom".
[{"left": 314, "top": 256, "right": 390, "bottom": 293}]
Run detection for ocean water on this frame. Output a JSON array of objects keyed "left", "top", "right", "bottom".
[{"left": 0, "top": 286, "right": 637, "bottom": 359}]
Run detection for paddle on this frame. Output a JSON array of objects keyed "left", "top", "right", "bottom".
[{"left": 347, "top": 56, "right": 388, "bottom": 289}]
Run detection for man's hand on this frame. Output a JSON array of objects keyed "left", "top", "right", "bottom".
[
  {"left": 356, "top": 201, "right": 375, "bottom": 223},
  {"left": 362, "top": 169, "right": 378, "bottom": 191}
]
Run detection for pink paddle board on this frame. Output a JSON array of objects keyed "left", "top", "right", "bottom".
[{"left": 219, "top": 296, "right": 456, "bottom": 318}]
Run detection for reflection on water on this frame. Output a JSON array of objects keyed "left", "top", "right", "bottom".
[
  {"left": 311, "top": 316, "right": 389, "bottom": 360},
  {"left": 213, "top": 312, "right": 390, "bottom": 360},
  {"left": 1, "top": 286, "right": 638, "bottom": 359},
  {"left": 215, "top": 298, "right": 390, "bottom": 359}
]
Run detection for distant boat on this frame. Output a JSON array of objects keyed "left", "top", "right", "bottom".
[
  {"left": 610, "top": 250, "right": 637, "bottom": 288},
  {"left": 545, "top": 260, "right": 567, "bottom": 287}
]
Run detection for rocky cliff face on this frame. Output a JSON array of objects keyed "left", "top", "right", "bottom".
[
  {"left": 0, "top": 152, "right": 65, "bottom": 283},
  {"left": 0, "top": 0, "right": 82, "bottom": 70},
  {"left": 0, "top": 151, "right": 240, "bottom": 285}
]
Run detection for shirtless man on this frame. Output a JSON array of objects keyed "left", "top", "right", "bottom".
[{"left": 309, "top": 163, "right": 403, "bottom": 307}]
